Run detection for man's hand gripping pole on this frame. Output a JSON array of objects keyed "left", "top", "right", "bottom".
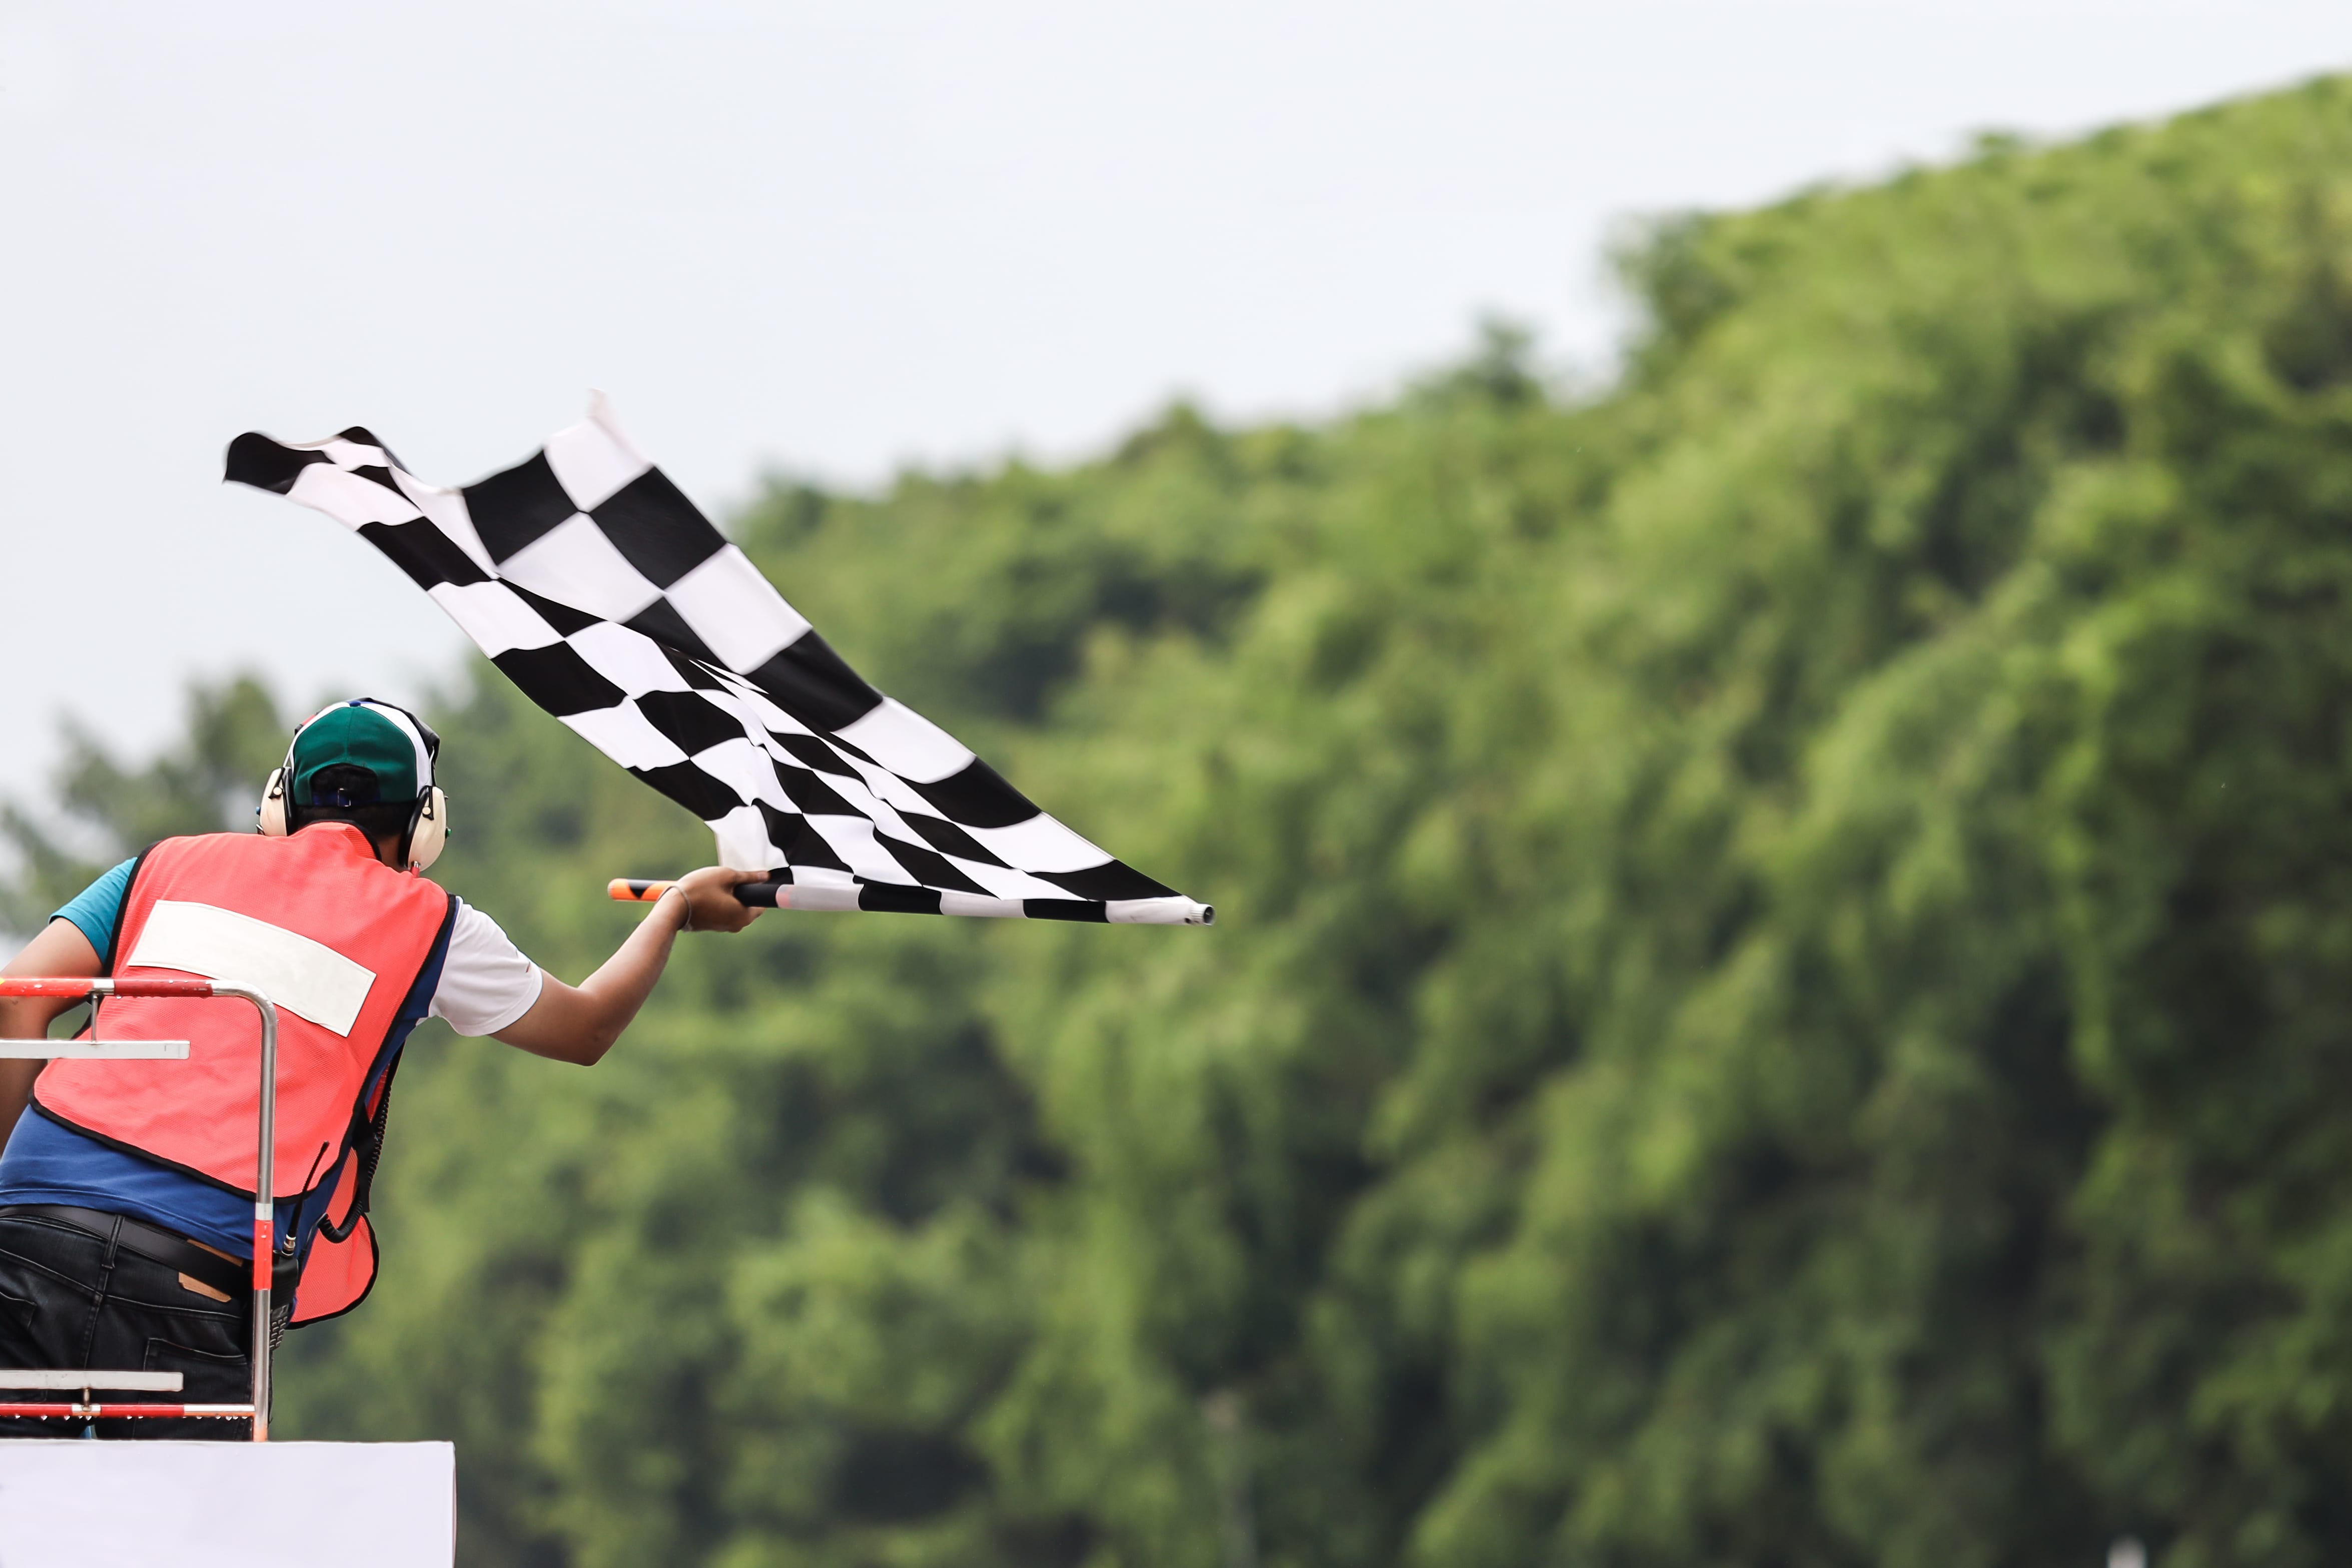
[{"left": 610, "top": 878, "right": 783, "bottom": 909}]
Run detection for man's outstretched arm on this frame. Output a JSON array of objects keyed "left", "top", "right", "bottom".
[
  {"left": 0, "top": 919, "right": 103, "bottom": 1149},
  {"left": 494, "top": 865, "right": 762, "bottom": 1066}
]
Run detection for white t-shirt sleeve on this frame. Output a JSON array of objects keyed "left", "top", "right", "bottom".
[{"left": 427, "top": 899, "right": 545, "bottom": 1037}]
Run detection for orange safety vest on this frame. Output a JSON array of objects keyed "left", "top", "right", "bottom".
[{"left": 34, "top": 823, "right": 454, "bottom": 1324}]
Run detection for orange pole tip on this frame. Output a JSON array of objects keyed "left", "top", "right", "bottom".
[{"left": 607, "top": 879, "right": 674, "bottom": 903}]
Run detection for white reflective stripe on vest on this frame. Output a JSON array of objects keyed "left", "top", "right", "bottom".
[{"left": 126, "top": 900, "right": 379, "bottom": 1037}]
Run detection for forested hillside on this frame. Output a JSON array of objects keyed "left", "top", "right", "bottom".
[{"left": 13, "top": 75, "right": 2352, "bottom": 1568}]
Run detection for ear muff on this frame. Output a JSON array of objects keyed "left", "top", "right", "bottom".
[
  {"left": 258, "top": 708, "right": 312, "bottom": 837},
  {"left": 257, "top": 766, "right": 292, "bottom": 837},
  {"left": 404, "top": 786, "right": 448, "bottom": 872}
]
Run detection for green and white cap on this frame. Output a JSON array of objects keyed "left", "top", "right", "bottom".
[{"left": 289, "top": 700, "right": 437, "bottom": 807}]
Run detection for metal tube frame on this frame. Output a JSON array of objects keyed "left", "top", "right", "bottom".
[{"left": 0, "top": 975, "right": 279, "bottom": 1439}]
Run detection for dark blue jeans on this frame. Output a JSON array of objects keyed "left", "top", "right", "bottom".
[{"left": 0, "top": 1211, "right": 252, "bottom": 1440}]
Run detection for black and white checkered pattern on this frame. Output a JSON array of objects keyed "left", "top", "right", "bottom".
[{"left": 225, "top": 396, "right": 1210, "bottom": 926}]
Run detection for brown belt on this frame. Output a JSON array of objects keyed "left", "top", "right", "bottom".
[{"left": 0, "top": 1204, "right": 248, "bottom": 1300}]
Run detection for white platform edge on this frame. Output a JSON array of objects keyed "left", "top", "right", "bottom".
[
  {"left": 0, "top": 1040, "right": 189, "bottom": 1058},
  {"left": 0, "top": 1440, "right": 455, "bottom": 1567},
  {"left": 0, "top": 1370, "right": 184, "bottom": 1391}
]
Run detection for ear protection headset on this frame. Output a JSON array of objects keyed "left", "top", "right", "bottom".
[{"left": 257, "top": 699, "right": 448, "bottom": 873}]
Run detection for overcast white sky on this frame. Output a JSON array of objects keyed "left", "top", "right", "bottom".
[{"left": 1, "top": 0, "right": 2347, "bottom": 806}]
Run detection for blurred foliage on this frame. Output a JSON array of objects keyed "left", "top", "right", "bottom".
[
  {"left": 1, "top": 677, "right": 287, "bottom": 931},
  {"left": 15, "top": 75, "right": 2352, "bottom": 1568}
]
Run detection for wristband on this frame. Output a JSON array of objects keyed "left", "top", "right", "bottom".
[{"left": 665, "top": 883, "right": 694, "bottom": 933}]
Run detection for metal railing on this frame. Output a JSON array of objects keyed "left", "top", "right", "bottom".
[{"left": 0, "top": 975, "right": 281, "bottom": 1439}]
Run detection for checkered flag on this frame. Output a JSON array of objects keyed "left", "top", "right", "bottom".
[{"left": 225, "top": 396, "right": 1211, "bottom": 926}]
